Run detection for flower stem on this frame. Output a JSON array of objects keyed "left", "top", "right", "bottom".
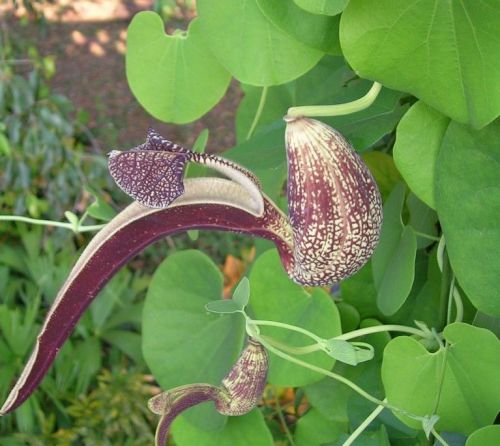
[
  {"left": 246, "top": 86, "right": 268, "bottom": 140},
  {"left": 342, "top": 400, "right": 386, "bottom": 446},
  {"left": 286, "top": 82, "right": 382, "bottom": 118},
  {"left": 0, "top": 215, "right": 105, "bottom": 233}
]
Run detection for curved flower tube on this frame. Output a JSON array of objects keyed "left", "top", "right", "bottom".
[
  {"left": 148, "top": 338, "right": 268, "bottom": 446},
  {"left": 0, "top": 119, "right": 382, "bottom": 415}
]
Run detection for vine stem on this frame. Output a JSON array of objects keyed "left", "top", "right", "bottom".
[
  {"left": 335, "top": 324, "right": 426, "bottom": 340},
  {"left": 246, "top": 86, "right": 268, "bottom": 140},
  {"left": 342, "top": 400, "right": 386, "bottom": 446},
  {"left": 249, "top": 319, "right": 324, "bottom": 344},
  {"left": 250, "top": 318, "right": 427, "bottom": 343},
  {"left": 256, "top": 336, "right": 425, "bottom": 423},
  {"left": 286, "top": 81, "right": 382, "bottom": 118},
  {"left": 0, "top": 215, "right": 105, "bottom": 233},
  {"left": 431, "top": 428, "right": 450, "bottom": 446},
  {"left": 259, "top": 335, "right": 321, "bottom": 355}
]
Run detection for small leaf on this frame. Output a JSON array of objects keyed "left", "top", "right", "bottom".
[
  {"left": 324, "top": 339, "right": 374, "bottom": 366},
  {"left": 85, "top": 186, "right": 116, "bottom": 222},
  {"left": 64, "top": 211, "right": 79, "bottom": 231},
  {"left": 205, "top": 300, "right": 243, "bottom": 314},
  {"left": 232, "top": 277, "right": 250, "bottom": 308},
  {"left": 422, "top": 414, "right": 440, "bottom": 438}
]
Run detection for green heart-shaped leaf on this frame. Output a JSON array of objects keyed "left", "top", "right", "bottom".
[
  {"left": 126, "top": 12, "right": 231, "bottom": 123},
  {"left": 341, "top": 0, "right": 500, "bottom": 128},
  {"left": 143, "top": 250, "right": 245, "bottom": 431},
  {"left": 382, "top": 322, "right": 500, "bottom": 434}
]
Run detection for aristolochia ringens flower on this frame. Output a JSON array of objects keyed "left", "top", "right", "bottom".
[
  {"left": 148, "top": 339, "right": 268, "bottom": 446},
  {"left": 0, "top": 119, "right": 382, "bottom": 417}
]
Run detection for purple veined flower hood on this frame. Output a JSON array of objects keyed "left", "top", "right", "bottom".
[{"left": 0, "top": 118, "right": 382, "bottom": 416}]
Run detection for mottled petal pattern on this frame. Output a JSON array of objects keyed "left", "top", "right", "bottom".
[{"left": 285, "top": 117, "right": 382, "bottom": 285}]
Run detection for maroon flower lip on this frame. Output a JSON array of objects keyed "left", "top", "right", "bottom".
[{"left": 0, "top": 120, "right": 382, "bottom": 416}]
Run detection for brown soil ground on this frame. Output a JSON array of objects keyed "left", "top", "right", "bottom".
[{"left": 2, "top": 0, "right": 241, "bottom": 153}]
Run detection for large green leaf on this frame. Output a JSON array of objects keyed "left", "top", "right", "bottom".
[
  {"left": 340, "top": 0, "right": 500, "bottom": 128},
  {"left": 256, "top": 0, "right": 341, "bottom": 54},
  {"left": 197, "top": 0, "right": 323, "bottom": 86},
  {"left": 372, "top": 184, "right": 417, "bottom": 316},
  {"left": 172, "top": 409, "right": 273, "bottom": 446},
  {"left": 393, "top": 101, "right": 450, "bottom": 209},
  {"left": 126, "top": 12, "right": 231, "bottom": 123},
  {"left": 435, "top": 120, "right": 500, "bottom": 316},
  {"left": 249, "top": 250, "right": 341, "bottom": 386},
  {"left": 466, "top": 426, "right": 500, "bottom": 446},
  {"left": 142, "top": 250, "right": 246, "bottom": 430},
  {"left": 294, "top": 0, "right": 348, "bottom": 16},
  {"left": 382, "top": 323, "right": 500, "bottom": 434}
]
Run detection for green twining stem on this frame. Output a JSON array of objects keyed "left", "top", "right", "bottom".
[
  {"left": 335, "top": 324, "right": 427, "bottom": 340},
  {"left": 257, "top": 336, "right": 426, "bottom": 423},
  {"left": 258, "top": 335, "right": 321, "bottom": 355},
  {"left": 342, "top": 400, "right": 386, "bottom": 446},
  {"left": 249, "top": 319, "right": 324, "bottom": 344},
  {"left": 286, "top": 81, "right": 382, "bottom": 118},
  {"left": 250, "top": 317, "right": 427, "bottom": 343},
  {"left": 431, "top": 428, "right": 450, "bottom": 446},
  {"left": 0, "top": 215, "right": 105, "bottom": 233}
]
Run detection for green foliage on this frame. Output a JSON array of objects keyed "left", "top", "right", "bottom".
[
  {"left": 382, "top": 323, "right": 500, "bottom": 435},
  {"left": 0, "top": 32, "right": 111, "bottom": 219},
  {"left": 436, "top": 120, "right": 500, "bottom": 316},
  {"left": 340, "top": 0, "right": 500, "bottom": 128},
  {"left": 142, "top": 250, "right": 246, "bottom": 430},
  {"left": 171, "top": 409, "right": 273, "bottom": 446},
  {"left": 126, "top": 12, "right": 231, "bottom": 124},
  {"left": 5, "top": 0, "right": 500, "bottom": 444},
  {"left": 250, "top": 250, "right": 341, "bottom": 386},
  {"left": 393, "top": 101, "right": 450, "bottom": 209}
]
